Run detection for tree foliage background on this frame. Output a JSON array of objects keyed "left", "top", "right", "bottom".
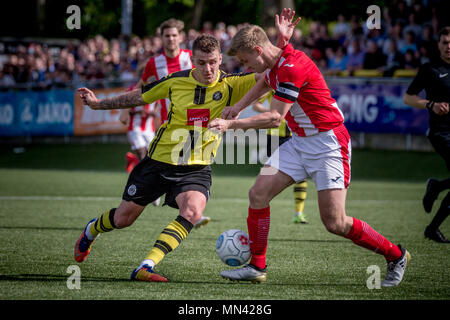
[{"left": 0, "top": 0, "right": 417, "bottom": 40}]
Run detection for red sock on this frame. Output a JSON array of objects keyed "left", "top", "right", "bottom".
[
  {"left": 345, "top": 217, "right": 402, "bottom": 261},
  {"left": 247, "top": 206, "right": 270, "bottom": 269},
  {"left": 126, "top": 152, "right": 139, "bottom": 173}
]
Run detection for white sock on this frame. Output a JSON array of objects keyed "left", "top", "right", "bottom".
[{"left": 139, "top": 259, "right": 155, "bottom": 269}]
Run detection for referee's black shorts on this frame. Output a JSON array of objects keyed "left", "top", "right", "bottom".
[
  {"left": 122, "top": 157, "right": 212, "bottom": 209},
  {"left": 428, "top": 130, "right": 450, "bottom": 170}
]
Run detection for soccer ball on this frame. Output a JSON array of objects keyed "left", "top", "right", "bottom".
[{"left": 216, "top": 229, "right": 251, "bottom": 266}]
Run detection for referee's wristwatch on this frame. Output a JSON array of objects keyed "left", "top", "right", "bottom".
[{"left": 426, "top": 100, "right": 435, "bottom": 111}]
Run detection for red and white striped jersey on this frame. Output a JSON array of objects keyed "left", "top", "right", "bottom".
[
  {"left": 128, "top": 104, "right": 156, "bottom": 134},
  {"left": 265, "top": 44, "right": 344, "bottom": 137},
  {"left": 141, "top": 49, "right": 193, "bottom": 123},
  {"left": 126, "top": 85, "right": 156, "bottom": 134}
]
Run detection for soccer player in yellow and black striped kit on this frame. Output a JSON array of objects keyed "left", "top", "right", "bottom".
[
  {"left": 74, "top": 35, "right": 260, "bottom": 282},
  {"left": 252, "top": 92, "right": 308, "bottom": 224}
]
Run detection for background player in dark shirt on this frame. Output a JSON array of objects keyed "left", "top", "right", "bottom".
[{"left": 404, "top": 26, "right": 450, "bottom": 243}]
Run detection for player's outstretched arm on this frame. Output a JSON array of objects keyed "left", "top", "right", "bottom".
[
  {"left": 222, "top": 76, "right": 271, "bottom": 120},
  {"left": 210, "top": 98, "right": 293, "bottom": 133},
  {"left": 276, "top": 8, "right": 301, "bottom": 49},
  {"left": 77, "top": 87, "right": 145, "bottom": 110}
]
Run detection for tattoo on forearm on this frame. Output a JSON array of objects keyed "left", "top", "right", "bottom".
[{"left": 98, "top": 89, "right": 145, "bottom": 110}]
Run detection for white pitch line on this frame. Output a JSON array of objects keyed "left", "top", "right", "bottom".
[{"left": 0, "top": 195, "right": 421, "bottom": 204}]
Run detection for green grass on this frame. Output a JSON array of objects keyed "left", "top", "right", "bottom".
[{"left": 0, "top": 143, "right": 449, "bottom": 300}]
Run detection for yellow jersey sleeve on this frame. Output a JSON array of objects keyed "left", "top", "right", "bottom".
[
  {"left": 222, "top": 72, "right": 256, "bottom": 106},
  {"left": 141, "top": 73, "right": 174, "bottom": 104},
  {"left": 258, "top": 90, "right": 274, "bottom": 104}
]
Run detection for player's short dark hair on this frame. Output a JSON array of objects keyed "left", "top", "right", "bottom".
[
  {"left": 160, "top": 18, "right": 184, "bottom": 35},
  {"left": 192, "top": 35, "right": 221, "bottom": 54},
  {"left": 438, "top": 26, "right": 450, "bottom": 41}
]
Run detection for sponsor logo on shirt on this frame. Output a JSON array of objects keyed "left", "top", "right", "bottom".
[{"left": 187, "top": 109, "right": 210, "bottom": 127}]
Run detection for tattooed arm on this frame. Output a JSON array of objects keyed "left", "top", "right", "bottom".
[{"left": 77, "top": 87, "right": 145, "bottom": 110}]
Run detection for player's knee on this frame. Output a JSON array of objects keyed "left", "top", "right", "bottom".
[
  {"left": 249, "top": 185, "right": 269, "bottom": 206},
  {"left": 248, "top": 187, "right": 262, "bottom": 206},
  {"left": 180, "top": 207, "right": 202, "bottom": 225}
]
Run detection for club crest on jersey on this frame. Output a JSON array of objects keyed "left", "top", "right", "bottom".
[
  {"left": 212, "top": 91, "right": 223, "bottom": 101},
  {"left": 187, "top": 109, "right": 210, "bottom": 127},
  {"left": 127, "top": 184, "right": 137, "bottom": 196}
]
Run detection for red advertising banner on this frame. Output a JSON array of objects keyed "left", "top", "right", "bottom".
[{"left": 73, "top": 87, "right": 129, "bottom": 136}]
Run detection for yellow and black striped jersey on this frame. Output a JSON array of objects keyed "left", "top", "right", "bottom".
[
  {"left": 141, "top": 69, "right": 256, "bottom": 165},
  {"left": 258, "top": 91, "right": 291, "bottom": 138}
]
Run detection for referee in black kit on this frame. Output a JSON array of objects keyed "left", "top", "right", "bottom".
[{"left": 404, "top": 26, "right": 450, "bottom": 243}]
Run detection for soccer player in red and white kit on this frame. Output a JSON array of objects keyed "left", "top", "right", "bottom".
[
  {"left": 135, "top": 18, "right": 193, "bottom": 124},
  {"left": 209, "top": 11, "right": 411, "bottom": 286},
  {"left": 120, "top": 84, "right": 160, "bottom": 173}
]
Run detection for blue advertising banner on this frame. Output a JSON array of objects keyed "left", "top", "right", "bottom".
[
  {"left": 0, "top": 80, "right": 430, "bottom": 137},
  {"left": 0, "top": 90, "right": 74, "bottom": 136},
  {"left": 328, "top": 80, "right": 429, "bottom": 135}
]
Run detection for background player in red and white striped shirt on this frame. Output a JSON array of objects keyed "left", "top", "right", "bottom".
[
  {"left": 135, "top": 18, "right": 193, "bottom": 124},
  {"left": 120, "top": 83, "right": 160, "bottom": 173},
  {"left": 120, "top": 84, "right": 160, "bottom": 170},
  {"left": 209, "top": 10, "right": 411, "bottom": 287}
]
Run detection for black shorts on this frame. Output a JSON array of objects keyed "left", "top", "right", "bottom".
[
  {"left": 122, "top": 157, "right": 212, "bottom": 209},
  {"left": 428, "top": 130, "right": 450, "bottom": 170}
]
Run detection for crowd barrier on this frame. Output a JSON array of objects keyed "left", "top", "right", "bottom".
[{"left": 0, "top": 77, "right": 428, "bottom": 138}]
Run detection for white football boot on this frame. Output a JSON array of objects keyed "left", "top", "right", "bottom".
[
  {"left": 221, "top": 264, "right": 267, "bottom": 283},
  {"left": 151, "top": 197, "right": 161, "bottom": 206},
  {"left": 194, "top": 216, "right": 211, "bottom": 229},
  {"left": 381, "top": 245, "right": 411, "bottom": 287}
]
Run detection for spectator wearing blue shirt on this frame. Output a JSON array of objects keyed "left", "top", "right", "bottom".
[
  {"left": 326, "top": 46, "right": 348, "bottom": 75},
  {"left": 347, "top": 39, "right": 365, "bottom": 74},
  {"left": 400, "top": 31, "right": 418, "bottom": 54}
]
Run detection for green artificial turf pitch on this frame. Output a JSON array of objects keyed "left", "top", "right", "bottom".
[{"left": 0, "top": 143, "right": 449, "bottom": 300}]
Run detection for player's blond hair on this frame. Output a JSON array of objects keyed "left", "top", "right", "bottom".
[{"left": 227, "top": 25, "right": 271, "bottom": 56}]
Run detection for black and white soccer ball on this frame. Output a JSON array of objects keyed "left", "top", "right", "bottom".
[{"left": 216, "top": 229, "right": 251, "bottom": 266}]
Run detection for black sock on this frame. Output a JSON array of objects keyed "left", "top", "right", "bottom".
[
  {"left": 435, "top": 178, "right": 450, "bottom": 193},
  {"left": 429, "top": 192, "right": 450, "bottom": 229}
]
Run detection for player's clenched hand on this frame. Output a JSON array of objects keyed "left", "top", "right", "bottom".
[
  {"left": 77, "top": 87, "right": 100, "bottom": 109},
  {"left": 208, "top": 118, "right": 231, "bottom": 133},
  {"left": 433, "top": 102, "right": 449, "bottom": 115},
  {"left": 221, "top": 106, "right": 241, "bottom": 120}
]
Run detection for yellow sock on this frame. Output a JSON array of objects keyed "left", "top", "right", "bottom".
[
  {"left": 294, "top": 181, "right": 307, "bottom": 214},
  {"left": 145, "top": 215, "right": 193, "bottom": 266},
  {"left": 88, "top": 208, "right": 117, "bottom": 238}
]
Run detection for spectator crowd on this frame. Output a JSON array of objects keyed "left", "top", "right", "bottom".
[{"left": 0, "top": 0, "right": 447, "bottom": 89}]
